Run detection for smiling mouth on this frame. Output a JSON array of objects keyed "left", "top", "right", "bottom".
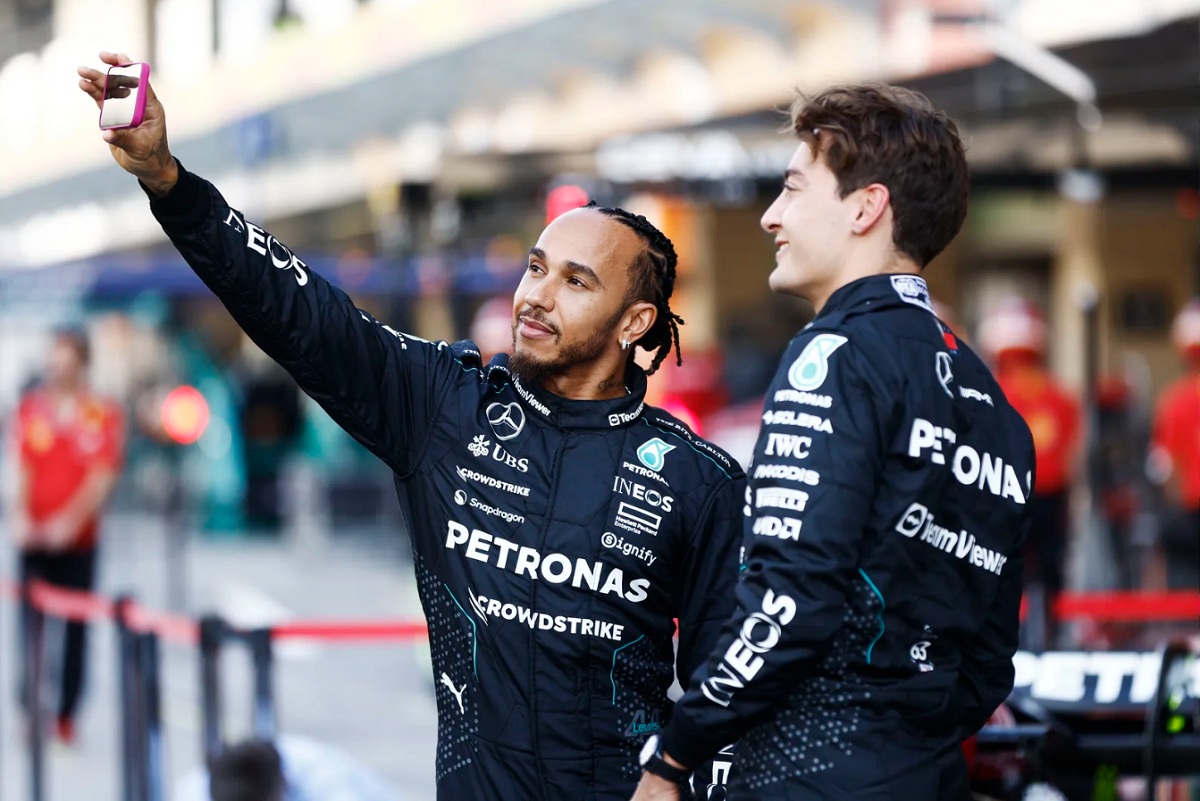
[{"left": 517, "top": 315, "right": 557, "bottom": 337}]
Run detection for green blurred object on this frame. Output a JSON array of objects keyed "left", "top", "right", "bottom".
[
  {"left": 175, "top": 332, "right": 246, "bottom": 534},
  {"left": 298, "top": 396, "right": 376, "bottom": 469},
  {"left": 1091, "top": 764, "right": 1118, "bottom": 801}
]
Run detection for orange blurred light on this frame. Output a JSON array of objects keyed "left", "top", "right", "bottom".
[{"left": 160, "top": 386, "right": 210, "bottom": 445}]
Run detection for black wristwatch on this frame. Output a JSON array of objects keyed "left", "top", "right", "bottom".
[{"left": 639, "top": 735, "right": 691, "bottom": 786}]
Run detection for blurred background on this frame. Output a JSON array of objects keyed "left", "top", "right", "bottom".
[{"left": 0, "top": 1, "right": 1197, "bottom": 799}]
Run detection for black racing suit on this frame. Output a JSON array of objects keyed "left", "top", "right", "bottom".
[
  {"left": 659, "top": 274, "right": 1035, "bottom": 800},
  {"left": 143, "top": 164, "right": 745, "bottom": 801}
]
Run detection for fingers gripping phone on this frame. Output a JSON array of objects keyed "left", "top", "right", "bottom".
[{"left": 98, "top": 62, "right": 150, "bottom": 130}]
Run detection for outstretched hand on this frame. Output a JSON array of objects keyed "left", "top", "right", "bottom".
[{"left": 77, "top": 51, "right": 178, "bottom": 195}]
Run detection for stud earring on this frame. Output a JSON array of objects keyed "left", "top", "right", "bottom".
[{"left": 620, "top": 339, "right": 630, "bottom": 351}]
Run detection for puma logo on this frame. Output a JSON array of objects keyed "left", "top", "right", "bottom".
[{"left": 440, "top": 672, "right": 466, "bottom": 714}]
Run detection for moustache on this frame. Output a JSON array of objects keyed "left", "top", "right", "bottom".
[{"left": 516, "top": 310, "right": 560, "bottom": 336}]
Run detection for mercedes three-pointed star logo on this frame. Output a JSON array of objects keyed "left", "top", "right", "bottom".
[{"left": 486, "top": 402, "right": 526, "bottom": 441}]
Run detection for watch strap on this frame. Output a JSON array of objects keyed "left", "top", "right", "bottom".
[{"left": 639, "top": 735, "right": 691, "bottom": 785}]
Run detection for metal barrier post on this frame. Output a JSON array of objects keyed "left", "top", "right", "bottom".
[
  {"left": 115, "top": 596, "right": 145, "bottom": 801},
  {"left": 0, "top": 579, "right": 5, "bottom": 801},
  {"left": 248, "top": 628, "right": 277, "bottom": 740},
  {"left": 1024, "top": 584, "right": 1048, "bottom": 653},
  {"left": 165, "top": 454, "right": 188, "bottom": 613},
  {"left": 23, "top": 594, "right": 46, "bottom": 801},
  {"left": 138, "top": 632, "right": 165, "bottom": 801},
  {"left": 199, "top": 615, "right": 226, "bottom": 764}
]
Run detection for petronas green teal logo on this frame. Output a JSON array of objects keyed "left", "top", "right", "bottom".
[
  {"left": 636, "top": 438, "right": 675, "bottom": 472},
  {"left": 788, "top": 334, "right": 847, "bottom": 391}
]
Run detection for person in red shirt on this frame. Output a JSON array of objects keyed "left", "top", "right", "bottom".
[
  {"left": 979, "top": 298, "right": 1081, "bottom": 648},
  {"left": 1147, "top": 298, "right": 1200, "bottom": 590},
  {"left": 6, "top": 327, "right": 124, "bottom": 744}
]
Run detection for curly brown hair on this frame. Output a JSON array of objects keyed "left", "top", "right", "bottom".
[{"left": 790, "top": 83, "right": 969, "bottom": 268}]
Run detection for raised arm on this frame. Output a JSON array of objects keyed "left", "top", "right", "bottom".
[{"left": 78, "top": 52, "right": 458, "bottom": 476}]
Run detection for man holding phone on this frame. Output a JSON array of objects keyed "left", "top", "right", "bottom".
[
  {"left": 97, "top": 62, "right": 149, "bottom": 129},
  {"left": 79, "top": 52, "right": 743, "bottom": 801}
]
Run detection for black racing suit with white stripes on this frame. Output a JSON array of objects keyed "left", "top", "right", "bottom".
[
  {"left": 659, "top": 274, "right": 1035, "bottom": 800},
  {"left": 143, "top": 164, "right": 745, "bottom": 801}
]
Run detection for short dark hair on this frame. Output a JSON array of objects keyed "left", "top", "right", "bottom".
[
  {"left": 789, "top": 83, "right": 969, "bottom": 268},
  {"left": 209, "top": 740, "right": 284, "bottom": 801},
  {"left": 52, "top": 325, "right": 90, "bottom": 365},
  {"left": 586, "top": 203, "right": 685, "bottom": 375}
]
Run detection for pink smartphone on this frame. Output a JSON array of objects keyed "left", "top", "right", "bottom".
[{"left": 98, "top": 62, "right": 150, "bottom": 130}]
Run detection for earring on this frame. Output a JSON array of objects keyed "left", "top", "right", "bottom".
[{"left": 620, "top": 339, "right": 629, "bottom": 351}]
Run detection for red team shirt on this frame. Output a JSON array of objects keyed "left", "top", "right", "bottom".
[
  {"left": 15, "top": 390, "right": 124, "bottom": 551},
  {"left": 1152, "top": 375, "right": 1200, "bottom": 510},
  {"left": 996, "top": 366, "right": 1079, "bottom": 495}
]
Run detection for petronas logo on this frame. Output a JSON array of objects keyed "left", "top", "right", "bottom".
[
  {"left": 787, "top": 334, "right": 847, "bottom": 392},
  {"left": 636, "top": 438, "right": 675, "bottom": 472}
]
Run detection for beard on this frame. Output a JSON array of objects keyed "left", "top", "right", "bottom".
[{"left": 509, "top": 306, "right": 625, "bottom": 388}]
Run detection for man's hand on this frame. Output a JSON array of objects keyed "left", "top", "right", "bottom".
[
  {"left": 629, "top": 773, "right": 683, "bottom": 801},
  {"left": 8, "top": 515, "right": 34, "bottom": 550},
  {"left": 41, "top": 515, "right": 80, "bottom": 552},
  {"left": 77, "top": 51, "right": 177, "bottom": 195}
]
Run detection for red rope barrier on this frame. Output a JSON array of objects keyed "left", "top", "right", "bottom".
[
  {"left": 28, "top": 579, "right": 113, "bottom": 623},
  {"left": 1054, "top": 591, "right": 1200, "bottom": 621},
  {"left": 271, "top": 621, "right": 429, "bottom": 641},
  {"left": 2, "top": 574, "right": 1196, "bottom": 643},
  {"left": 126, "top": 604, "right": 200, "bottom": 644}
]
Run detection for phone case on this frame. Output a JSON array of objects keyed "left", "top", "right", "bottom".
[{"left": 99, "top": 62, "right": 151, "bottom": 130}]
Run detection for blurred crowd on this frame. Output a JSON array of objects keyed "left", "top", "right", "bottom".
[{"left": 5, "top": 290, "right": 1198, "bottom": 632}]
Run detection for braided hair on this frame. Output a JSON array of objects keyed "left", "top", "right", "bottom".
[{"left": 587, "top": 202, "right": 685, "bottom": 375}]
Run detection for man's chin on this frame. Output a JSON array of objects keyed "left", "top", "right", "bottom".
[
  {"left": 509, "top": 349, "right": 558, "bottom": 387},
  {"left": 768, "top": 265, "right": 809, "bottom": 299},
  {"left": 767, "top": 266, "right": 793, "bottom": 295}
]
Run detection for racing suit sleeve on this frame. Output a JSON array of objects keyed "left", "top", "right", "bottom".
[
  {"left": 659, "top": 335, "right": 885, "bottom": 769},
  {"left": 673, "top": 473, "right": 746, "bottom": 797},
  {"left": 954, "top": 550, "right": 1025, "bottom": 738},
  {"left": 675, "top": 473, "right": 747, "bottom": 687},
  {"left": 143, "top": 162, "right": 453, "bottom": 477}
]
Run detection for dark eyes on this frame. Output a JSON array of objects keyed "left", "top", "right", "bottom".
[{"left": 526, "top": 263, "right": 587, "bottom": 288}]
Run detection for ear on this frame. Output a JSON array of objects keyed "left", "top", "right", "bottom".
[
  {"left": 850, "top": 182, "right": 891, "bottom": 236},
  {"left": 621, "top": 301, "right": 658, "bottom": 346}
]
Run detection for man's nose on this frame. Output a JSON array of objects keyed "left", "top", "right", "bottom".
[
  {"left": 760, "top": 197, "right": 782, "bottom": 233},
  {"left": 522, "top": 276, "right": 555, "bottom": 311}
]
